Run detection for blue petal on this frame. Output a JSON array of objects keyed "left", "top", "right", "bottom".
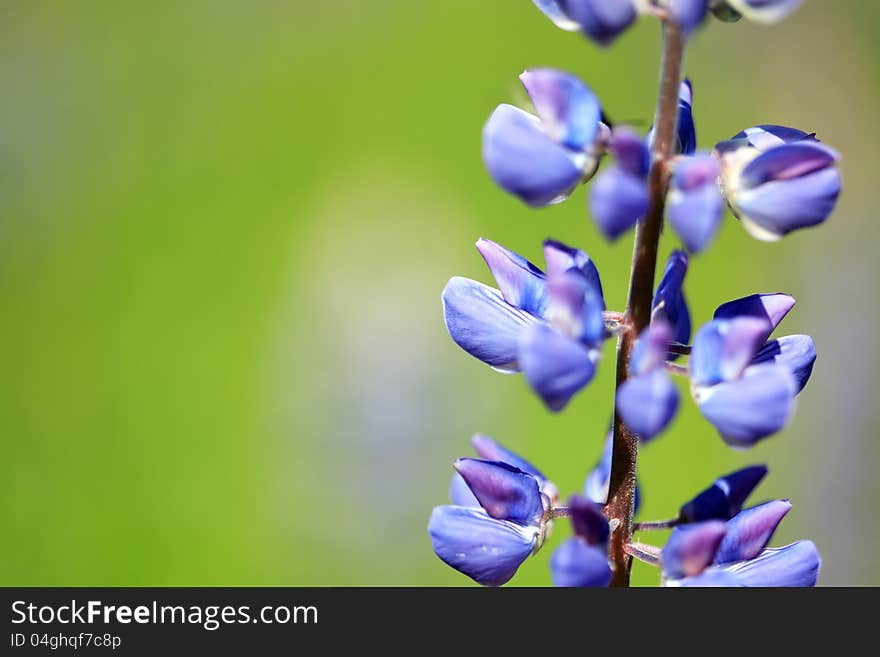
[
  {"left": 584, "top": 430, "right": 641, "bottom": 513},
  {"left": 616, "top": 369, "right": 679, "bottom": 442},
  {"left": 714, "top": 500, "right": 792, "bottom": 564},
  {"left": 739, "top": 142, "right": 839, "bottom": 190},
  {"left": 449, "top": 473, "right": 480, "bottom": 507},
  {"left": 475, "top": 238, "right": 548, "bottom": 317},
  {"left": 482, "top": 104, "right": 586, "bottom": 207},
  {"left": 731, "top": 124, "right": 817, "bottom": 151},
  {"left": 609, "top": 127, "right": 650, "bottom": 177},
  {"left": 667, "top": 154, "right": 723, "bottom": 254},
  {"left": 442, "top": 277, "right": 540, "bottom": 372},
  {"left": 454, "top": 458, "right": 544, "bottom": 525},
  {"left": 543, "top": 239, "right": 604, "bottom": 300},
  {"left": 589, "top": 164, "right": 649, "bottom": 241},
  {"left": 751, "top": 334, "right": 816, "bottom": 394},
  {"left": 713, "top": 292, "right": 795, "bottom": 339},
  {"left": 519, "top": 69, "right": 601, "bottom": 151},
  {"left": 696, "top": 363, "right": 796, "bottom": 447},
  {"left": 550, "top": 538, "right": 612, "bottom": 587},
  {"left": 661, "top": 521, "right": 727, "bottom": 579},
  {"left": 723, "top": 540, "right": 820, "bottom": 587},
  {"left": 428, "top": 506, "right": 538, "bottom": 586},
  {"left": 652, "top": 250, "right": 691, "bottom": 348},
  {"left": 519, "top": 323, "right": 598, "bottom": 412},
  {"left": 735, "top": 168, "right": 842, "bottom": 241},
  {"left": 690, "top": 318, "right": 773, "bottom": 386},
  {"left": 556, "top": 0, "right": 638, "bottom": 47},
  {"left": 629, "top": 321, "right": 673, "bottom": 376},
  {"left": 533, "top": 0, "right": 582, "bottom": 31},
  {"left": 652, "top": 80, "right": 697, "bottom": 155},
  {"left": 470, "top": 434, "right": 547, "bottom": 483},
  {"left": 669, "top": 0, "right": 709, "bottom": 35},
  {"left": 725, "top": 0, "right": 804, "bottom": 25},
  {"left": 546, "top": 268, "right": 606, "bottom": 345},
  {"left": 569, "top": 495, "right": 610, "bottom": 547},
  {"left": 678, "top": 465, "right": 768, "bottom": 523}
]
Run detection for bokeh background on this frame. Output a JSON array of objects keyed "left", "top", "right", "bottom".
[{"left": 2, "top": 1, "right": 878, "bottom": 586}]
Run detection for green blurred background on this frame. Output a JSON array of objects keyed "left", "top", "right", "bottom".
[{"left": 2, "top": 1, "right": 878, "bottom": 586}]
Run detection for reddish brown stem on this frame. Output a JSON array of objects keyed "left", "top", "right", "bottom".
[{"left": 604, "top": 22, "right": 686, "bottom": 587}]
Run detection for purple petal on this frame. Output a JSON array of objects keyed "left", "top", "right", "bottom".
[
  {"left": 723, "top": 540, "right": 820, "bottom": 587},
  {"left": 519, "top": 69, "right": 601, "bottom": 151},
  {"left": 679, "top": 465, "right": 768, "bottom": 523},
  {"left": 735, "top": 167, "right": 842, "bottom": 241},
  {"left": 428, "top": 506, "right": 538, "bottom": 586},
  {"left": 647, "top": 80, "right": 697, "bottom": 156},
  {"left": 569, "top": 495, "right": 610, "bottom": 547},
  {"left": 519, "top": 323, "right": 598, "bottom": 412},
  {"left": 725, "top": 0, "right": 804, "bottom": 25},
  {"left": 546, "top": 268, "right": 606, "bottom": 345},
  {"left": 616, "top": 369, "right": 679, "bottom": 442},
  {"left": 609, "top": 127, "right": 650, "bottom": 177},
  {"left": 662, "top": 521, "right": 727, "bottom": 579},
  {"left": 690, "top": 318, "right": 774, "bottom": 387},
  {"left": 482, "top": 104, "right": 586, "bottom": 207},
  {"left": 555, "top": 0, "right": 638, "bottom": 47},
  {"left": 442, "top": 277, "right": 540, "bottom": 372},
  {"left": 533, "top": 0, "right": 582, "bottom": 31},
  {"left": 454, "top": 458, "right": 545, "bottom": 525},
  {"left": 449, "top": 472, "right": 480, "bottom": 507},
  {"left": 550, "top": 538, "right": 612, "bottom": 587},
  {"left": 696, "top": 363, "right": 796, "bottom": 447},
  {"left": 731, "top": 124, "right": 817, "bottom": 151},
  {"left": 542, "top": 239, "right": 604, "bottom": 299},
  {"left": 751, "top": 334, "right": 816, "bottom": 394},
  {"left": 714, "top": 292, "right": 795, "bottom": 339},
  {"left": 630, "top": 321, "right": 673, "bottom": 376},
  {"left": 715, "top": 500, "right": 792, "bottom": 564},
  {"left": 589, "top": 164, "right": 649, "bottom": 241},
  {"left": 667, "top": 154, "right": 723, "bottom": 254},
  {"left": 652, "top": 250, "right": 691, "bottom": 348},
  {"left": 475, "top": 238, "right": 548, "bottom": 317},
  {"left": 740, "top": 142, "right": 839, "bottom": 190},
  {"left": 470, "top": 434, "right": 547, "bottom": 482}
]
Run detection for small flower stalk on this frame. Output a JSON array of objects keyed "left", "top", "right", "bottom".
[{"left": 430, "top": 1, "right": 834, "bottom": 587}]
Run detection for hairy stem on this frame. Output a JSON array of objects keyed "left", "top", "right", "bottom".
[
  {"left": 604, "top": 21, "right": 685, "bottom": 587},
  {"left": 634, "top": 518, "right": 681, "bottom": 531}
]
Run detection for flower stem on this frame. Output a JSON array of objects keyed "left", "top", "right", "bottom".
[
  {"left": 634, "top": 518, "right": 681, "bottom": 531},
  {"left": 604, "top": 21, "right": 685, "bottom": 587}
]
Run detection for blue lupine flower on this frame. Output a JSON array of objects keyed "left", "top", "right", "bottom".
[
  {"left": 668, "top": 0, "right": 710, "bottom": 36},
  {"left": 429, "top": 445, "right": 555, "bottom": 586},
  {"left": 678, "top": 464, "right": 768, "bottom": 522},
  {"left": 483, "top": 69, "right": 603, "bottom": 207},
  {"left": 664, "top": 500, "right": 818, "bottom": 587},
  {"left": 534, "top": 0, "right": 638, "bottom": 47},
  {"left": 590, "top": 127, "right": 650, "bottom": 240},
  {"left": 666, "top": 153, "right": 723, "bottom": 253},
  {"left": 651, "top": 250, "right": 691, "bottom": 349},
  {"left": 616, "top": 321, "right": 680, "bottom": 441},
  {"left": 690, "top": 316, "right": 798, "bottom": 447},
  {"left": 584, "top": 428, "right": 641, "bottom": 512},
  {"left": 551, "top": 495, "right": 612, "bottom": 587},
  {"left": 718, "top": 0, "right": 803, "bottom": 25},
  {"left": 442, "top": 238, "right": 609, "bottom": 411},
  {"left": 714, "top": 292, "right": 817, "bottom": 392},
  {"left": 716, "top": 126, "right": 841, "bottom": 241}
]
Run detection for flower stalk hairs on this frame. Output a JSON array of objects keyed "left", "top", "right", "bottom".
[{"left": 430, "top": 0, "right": 835, "bottom": 587}]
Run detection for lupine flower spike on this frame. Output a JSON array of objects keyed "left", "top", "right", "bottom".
[{"left": 431, "top": 0, "right": 835, "bottom": 588}]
